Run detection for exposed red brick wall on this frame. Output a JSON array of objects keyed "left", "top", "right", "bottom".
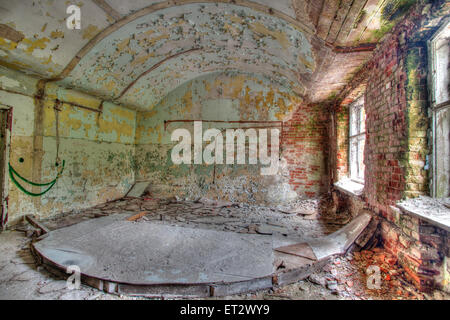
[
  {"left": 282, "top": 103, "right": 329, "bottom": 198},
  {"left": 332, "top": 0, "right": 449, "bottom": 292},
  {"left": 364, "top": 34, "right": 410, "bottom": 216},
  {"left": 380, "top": 209, "right": 448, "bottom": 291},
  {"left": 362, "top": 39, "right": 442, "bottom": 291},
  {"left": 362, "top": 1, "right": 437, "bottom": 215}
]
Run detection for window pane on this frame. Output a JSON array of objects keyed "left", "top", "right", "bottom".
[
  {"left": 358, "top": 138, "right": 365, "bottom": 181},
  {"left": 435, "top": 107, "right": 450, "bottom": 197},
  {"left": 434, "top": 25, "right": 450, "bottom": 105},
  {"left": 359, "top": 106, "right": 366, "bottom": 133},
  {"left": 350, "top": 107, "right": 358, "bottom": 136},
  {"left": 350, "top": 139, "right": 358, "bottom": 180},
  {"left": 349, "top": 97, "right": 366, "bottom": 183},
  {"left": 432, "top": 21, "right": 450, "bottom": 198}
]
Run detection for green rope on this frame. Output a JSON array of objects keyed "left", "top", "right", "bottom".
[
  {"left": 9, "top": 160, "right": 65, "bottom": 197},
  {"left": 10, "top": 163, "right": 57, "bottom": 186}
]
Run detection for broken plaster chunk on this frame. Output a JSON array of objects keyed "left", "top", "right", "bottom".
[
  {"left": 196, "top": 197, "right": 233, "bottom": 208},
  {"left": 125, "top": 181, "right": 151, "bottom": 198},
  {"left": 326, "top": 280, "right": 338, "bottom": 292},
  {"left": 256, "top": 224, "right": 289, "bottom": 235},
  {"left": 11, "top": 270, "right": 36, "bottom": 281},
  {"left": 59, "top": 290, "right": 91, "bottom": 300},
  {"left": 294, "top": 208, "right": 318, "bottom": 216},
  {"left": 39, "top": 280, "right": 67, "bottom": 294},
  {"left": 276, "top": 206, "right": 317, "bottom": 216},
  {"left": 191, "top": 216, "right": 240, "bottom": 224},
  {"left": 308, "top": 273, "right": 326, "bottom": 287}
]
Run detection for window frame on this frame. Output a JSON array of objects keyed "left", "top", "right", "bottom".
[
  {"left": 349, "top": 96, "right": 366, "bottom": 185},
  {"left": 429, "top": 18, "right": 450, "bottom": 198}
]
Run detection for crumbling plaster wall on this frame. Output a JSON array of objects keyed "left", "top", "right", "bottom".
[
  {"left": 0, "top": 66, "right": 136, "bottom": 226},
  {"left": 135, "top": 71, "right": 328, "bottom": 204}
]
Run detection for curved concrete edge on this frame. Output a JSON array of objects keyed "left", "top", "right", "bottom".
[
  {"left": 306, "top": 212, "right": 373, "bottom": 260},
  {"left": 30, "top": 213, "right": 373, "bottom": 298}
]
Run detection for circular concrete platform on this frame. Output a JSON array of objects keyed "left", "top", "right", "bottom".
[
  {"left": 32, "top": 214, "right": 284, "bottom": 297},
  {"left": 31, "top": 213, "right": 371, "bottom": 298}
]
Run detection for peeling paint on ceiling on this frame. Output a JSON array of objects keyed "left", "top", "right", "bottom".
[
  {"left": 58, "top": 3, "right": 314, "bottom": 110},
  {"left": 0, "top": 0, "right": 419, "bottom": 110}
]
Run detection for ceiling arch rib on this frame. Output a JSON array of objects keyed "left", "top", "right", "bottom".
[
  {"left": 116, "top": 52, "right": 305, "bottom": 110},
  {"left": 116, "top": 47, "right": 202, "bottom": 100},
  {"left": 57, "top": 2, "right": 317, "bottom": 111},
  {"left": 115, "top": 46, "right": 308, "bottom": 109}
]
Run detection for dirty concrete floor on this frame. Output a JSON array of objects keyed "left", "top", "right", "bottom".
[{"left": 0, "top": 197, "right": 447, "bottom": 300}]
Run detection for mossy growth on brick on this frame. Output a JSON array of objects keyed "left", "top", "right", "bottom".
[
  {"left": 336, "top": 104, "right": 349, "bottom": 123},
  {"left": 402, "top": 46, "right": 430, "bottom": 197},
  {"left": 368, "top": 0, "right": 419, "bottom": 42},
  {"left": 381, "top": 0, "right": 418, "bottom": 22}
]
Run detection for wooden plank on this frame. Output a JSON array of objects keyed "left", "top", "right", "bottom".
[
  {"left": 333, "top": 43, "right": 376, "bottom": 53},
  {"left": 335, "top": 0, "right": 369, "bottom": 46},
  {"left": 211, "top": 277, "right": 272, "bottom": 297},
  {"left": 308, "top": 0, "right": 326, "bottom": 28},
  {"left": 25, "top": 215, "right": 50, "bottom": 234},
  {"left": 126, "top": 211, "right": 149, "bottom": 221},
  {"left": 326, "top": 0, "right": 355, "bottom": 44},
  {"left": 345, "top": 0, "right": 383, "bottom": 45},
  {"left": 316, "top": 0, "right": 341, "bottom": 40}
]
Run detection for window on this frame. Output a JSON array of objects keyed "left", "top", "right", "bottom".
[
  {"left": 430, "top": 20, "right": 450, "bottom": 198},
  {"left": 349, "top": 97, "right": 366, "bottom": 184}
]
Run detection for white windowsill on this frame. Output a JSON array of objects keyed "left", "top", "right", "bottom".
[
  {"left": 397, "top": 196, "right": 450, "bottom": 232},
  {"left": 334, "top": 178, "right": 364, "bottom": 197}
]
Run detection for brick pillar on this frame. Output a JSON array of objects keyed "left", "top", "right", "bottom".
[{"left": 403, "top": 42, "right": 430, "bottom": 198}]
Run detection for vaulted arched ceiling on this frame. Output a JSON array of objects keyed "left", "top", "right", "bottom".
[
  {"left": 0, "top": 0, "right": 414, "bottom": 110},
  {"left": 57, "top": 3, "right": 316, "bottom": 109}
]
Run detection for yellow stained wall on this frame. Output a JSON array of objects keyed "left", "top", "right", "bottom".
[
  {"left": 134, "top": 72, "right": 303, "bottom": 205},
  {"left": 0, "top": 66, "right": 137, "bottom": 225}
]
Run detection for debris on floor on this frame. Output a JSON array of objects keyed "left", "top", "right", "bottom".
[
  {"left": 2, "top": 195, "right": 448, "bottom": 300},
  {"left": 125, "top": 181, "right": 152, "bottom": 198},
  {"left": 1, "top": 229, "right": 448, "bottom": 300},
  {"left": 39, "top": 196, "right": 347, "bottom": 239}
]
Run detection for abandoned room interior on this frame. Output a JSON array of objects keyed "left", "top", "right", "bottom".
[{"left": 0, "top": 0, "right": 448, "bottom": 301}]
